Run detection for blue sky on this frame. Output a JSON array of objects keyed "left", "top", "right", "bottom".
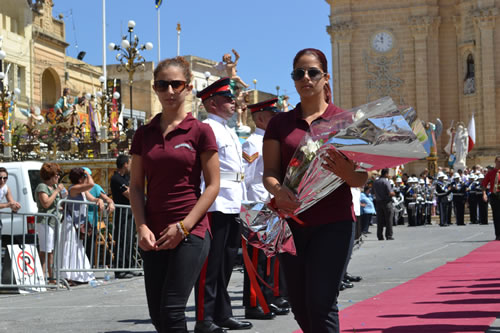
[{"left": 52, "top": 0, "right": 332, "bottom": 107}]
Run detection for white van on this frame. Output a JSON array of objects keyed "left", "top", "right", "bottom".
[{"left": 0, "top": 161, "right": 42, "bottom": 236}]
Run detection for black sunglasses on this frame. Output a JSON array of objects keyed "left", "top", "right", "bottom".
[
  {"left": 0, "top": 177, "right": 8, "bottom": 180},
  {"left": 291, "top": 67, "right": 326, "bottom": 81},
  {"left": 154, "top": 80, "right": 187, "bottom": 93}
]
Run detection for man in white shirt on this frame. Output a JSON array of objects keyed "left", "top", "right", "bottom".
[
  {"left": 241, "top": 98, "right": 290, "bottom": 319},
  {"left": 195, "top": 78, "right": 252, "bottom": 333}
]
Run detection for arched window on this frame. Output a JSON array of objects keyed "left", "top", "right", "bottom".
[{"left": 464, "top": 54, "right": 475, "bottom": 95}]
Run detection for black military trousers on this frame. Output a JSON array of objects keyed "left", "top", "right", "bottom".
[
  {"left": 195, "top": 212, "right": 241, "bottom": 323},
  {"left": 478, "top": 198, "right": 489, "bottom": 224},
  {"left": 453, "top": 199, "right": 466, "bottom": 225},
  {"left": 469, "top": 195, "right": 478, "bottom": 224},
  {"left": 490, "top": 194, "right": 500, "bottom": 239},
  {"left": 243, "top": 245, "right": 276, "bottom": 308}
]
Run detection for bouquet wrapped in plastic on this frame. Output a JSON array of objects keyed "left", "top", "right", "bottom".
[{"left": 241, "top": 97, "right": 429, "bottom": 257}]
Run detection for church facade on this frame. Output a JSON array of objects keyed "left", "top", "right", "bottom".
[{"left": 326, "top": 0, "right": 499, "bottom": 170}]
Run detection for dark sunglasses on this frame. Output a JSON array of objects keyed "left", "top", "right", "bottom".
[
  {"left": 154, "top": 80, "right": 187, "bottom": 93},
  {"left": 291, "top": 67, "right": 326, "bottom": 81},
  {"left": 0, "top": 177, "right": 8, "bottom": 180}
]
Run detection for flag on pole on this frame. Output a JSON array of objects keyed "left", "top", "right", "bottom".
[
  {"left": 155, "top": 0, "right": 162, "bottom": 9},
  {"left": 467, "top": 114, "right": 476, "bottom": 152}
]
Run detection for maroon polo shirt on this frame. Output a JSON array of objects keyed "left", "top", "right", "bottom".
[
  {"left": 130, "top": 113, "right": 218, "bottom": 239},
  {"left": 264, "top": 102, "right": 356, "bottom": 227}
]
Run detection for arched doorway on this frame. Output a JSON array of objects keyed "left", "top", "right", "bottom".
[{"left": 41, "top": 68, "right": 60, "bottom": 110}]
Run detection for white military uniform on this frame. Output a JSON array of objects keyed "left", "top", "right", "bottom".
[
  {"left": 242, "top": 128, "right": 269, "bottom": 203},
  {"left": 202, "top": 113, "right": 245, "bottom": 212}
]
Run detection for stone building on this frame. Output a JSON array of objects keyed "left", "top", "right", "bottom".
[{"left": 326, "top": 0, "right": 500, "bottom": 170}]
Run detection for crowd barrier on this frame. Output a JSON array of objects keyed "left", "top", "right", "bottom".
[{"left": 0, "top": 200, "right": 142, "bottom": 293}]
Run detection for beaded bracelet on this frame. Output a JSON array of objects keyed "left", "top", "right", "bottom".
[{"left": 177, "top": 221, "right": 189, "bottom": 238}]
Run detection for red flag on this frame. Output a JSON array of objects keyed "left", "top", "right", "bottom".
[{"left": 467, "top": 114, "right": 476, "bottom": 152}]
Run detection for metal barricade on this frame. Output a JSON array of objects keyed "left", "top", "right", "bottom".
[
  {"left": 0, "top": 211, "right": 61, "bottom": 292},
  {"left": 55, "top": 199, "right": 141, "bottom": 286}
]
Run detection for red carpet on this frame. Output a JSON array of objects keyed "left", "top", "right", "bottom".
[{"left": 295, "top": 241, "right": 500, "bottom": 333}]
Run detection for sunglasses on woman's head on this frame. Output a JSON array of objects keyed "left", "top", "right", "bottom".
[
  {"left": 291, "top": 67, "right": 326, "bottom": 81},
  {"left": 154, "top": 80, "right": 187, "bottom": 93}
]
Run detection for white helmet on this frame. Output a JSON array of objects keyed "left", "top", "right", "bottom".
[
  {"left": 443, "top": 175, "right": 449, "bottom": 180},
  {"left": 469, "top": 174, "right": 478, "bottom": 181},
  {"left": 437, "top": 171, "right": 445, "bottom": 179},
  {"left": 419, "top": 178, "right": 425, "bottom": 185},
  {"left": 478, "top": 173, "right": 484, "bottom": 179},
  {"left": 453, "top": 173, "right": 460, "bottom": 179},
  {"left": 396, "top": 177, "right": 402, "bottom": 183}
]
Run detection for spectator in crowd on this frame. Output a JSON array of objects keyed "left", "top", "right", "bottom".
[
  {"left": 82, "top": 167, "right": 114, "bottom": 266},
  {"left": 372, "top": 168, "right": 395, "bottom": 240},
  {"left": 110, "top": 155, "right": 138, "bottom": 279},
  {"left": 0, "top": 167, "right": 21, "bottom": 279},
  {"left": 360, "top": 185, "right": 375, "bottom": 234},
  {"left": 60, "top": 167, "right": 103, "bottom": 286},
  {"left": 35, "top": 163, "right": 65, "bottom": 282}
]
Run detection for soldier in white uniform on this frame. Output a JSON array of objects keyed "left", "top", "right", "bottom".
[
  {"left": 194, "top": 78, "right": 252, "bottom": 333},
  {"left": 241, "top": 98, "right": 290, "bottom": 320}
]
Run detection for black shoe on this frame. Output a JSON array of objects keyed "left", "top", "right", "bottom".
[
  {"left": 245, "top": 305, "right": 276, "bottom": 320},
  {"left": 131, "top": 270, "right": 143, "bottom": 276},
  {"left": 268, "top": 303, "right": 289, "bottom": 315},
  {"left": 274, "top": 297, "right": 289, "bottom": 309},
  {"left": 216, "top": 317, "right": 252, "bottom": 330},
  {"left": 496, "top": 236, "right": 500, "bottom": 241},
  {"left": 339, "top": 281, "right": 354, "bottom": 290},
  {"left": 345, "top": 273, "right": 362, "bottom": 283},
  {"left": 115, "top": 272, "right": 134, "bottom": 279},
  {"left": 378, "top": 237, "right": 384, "bottom": 241},
  {"left": 386, "top": 237, "right": 395, "bottom": 240},
  {"left": 194, "top": 321, "right": 227, "bottom": 333}
]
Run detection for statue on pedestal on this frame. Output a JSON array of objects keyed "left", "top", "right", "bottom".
[
  {"left": 221, "top": 49, "right": 249, "bottom": 89},
  {"left": 453, "top": 122, "right": 468, "bottom": 171}
]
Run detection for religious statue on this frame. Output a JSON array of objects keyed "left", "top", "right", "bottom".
[
  {"left": 424, "top": 119, "right": 442, "bottom": 176},
  {"left": 20, "top": 106, "right": 44, "bottom": 137},
  {"left": 221, "top": 49, "right": 249, "bottom": 89},
  {"left": 234, "top": 85, "right": 249, "bottom": 127},
  {"left": 443, "top": 121, "right": 456, "bottom": 167},
  {"left": 54, "top": 88, "right": 76, "bottom": 122},
  {"left": 454, "top": 122, "right": 469, "bottom": 171}
]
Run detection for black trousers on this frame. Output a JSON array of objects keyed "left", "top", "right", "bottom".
[
  {"left": 141, "top": 231, "right": 210, "bottom": 333},
  {"left": 490, "top": 195, "right": 500, "bottom": 238},
  {"left": 360, "top": 213, "right": 372, "bottom": 233},
  {"left": 453, "top": 199, "right": 466, "bottom": 225},
  {"left": 376, "top": 201, "right": 394, "bottom": 238},
  {"left": 195, "top": 212, "right": 241, "bottom": 322},
  {"left": 113, "top": 211, "right": 136, "bottom": 270},
  {"left": 243, "top": 245, "right": 276, "bottom": 307},
  {"left": 469, "top": 196, "right": 478, "bottom": 224},
  {"left": 478, "top": 198, "right": 489, "bottom": 224},
  {"left": 279, "top": 220, "right": 353, "bottom": 333},
  {"left": 438, "top": 200, "right": 449, "bottom": 226}
]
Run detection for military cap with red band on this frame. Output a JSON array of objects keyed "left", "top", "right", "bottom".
[
  {"left": 196, "top": 77, "right": 234, "bottom": 102},
  {"left": 248, "top": 98, "right": 280, "bottom": 114}
]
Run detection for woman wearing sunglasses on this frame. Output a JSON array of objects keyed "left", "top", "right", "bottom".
[
  {"left": 129, "top": 56, "right": 219, "bottom": 332},
  {"left": 263, "top": 48, "right": 368, "bottom": 333}
]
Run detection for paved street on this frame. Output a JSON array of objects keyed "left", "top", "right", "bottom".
[{"left": 1, "top": 222, "right": 499, "bottom": 333}]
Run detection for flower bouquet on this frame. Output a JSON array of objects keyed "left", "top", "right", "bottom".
[{"left": 241, "top": 97, "right": 429, "bottom": 256}]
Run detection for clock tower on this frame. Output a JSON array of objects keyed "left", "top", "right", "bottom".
[{"left": 326, "top": 0, "right": 500, "bottom": 167}]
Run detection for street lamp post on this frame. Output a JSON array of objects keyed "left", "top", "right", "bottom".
[
  {"left": 276, "top": 85, "right": 280, "bottom": 98},
  {"left": 204, "top": 71, "right": 211, "bottom": 88},
  {"left": 108, "top": 20, "right": 153, "bottom": 132},
  {"left": 96, "top": 75, "right": 120, "bottom": 156},
  {"left": 0, "top": 43, "right": 20, "bottom": 160}
]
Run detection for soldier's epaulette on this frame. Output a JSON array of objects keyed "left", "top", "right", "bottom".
[{"left": 243, "top": 151, "right": 259, "bottom": 163}]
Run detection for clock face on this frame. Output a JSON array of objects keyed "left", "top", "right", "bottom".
[{"left": 372, "top": 31, "right": 394, "bottom": 53}]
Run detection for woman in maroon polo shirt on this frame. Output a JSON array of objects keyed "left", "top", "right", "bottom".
[
  {"left": 129, "top": 56, "right": 220, "bottom": 332},
  {"left": 263, "top": 48, "right": 368, "bottom": 333}
]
